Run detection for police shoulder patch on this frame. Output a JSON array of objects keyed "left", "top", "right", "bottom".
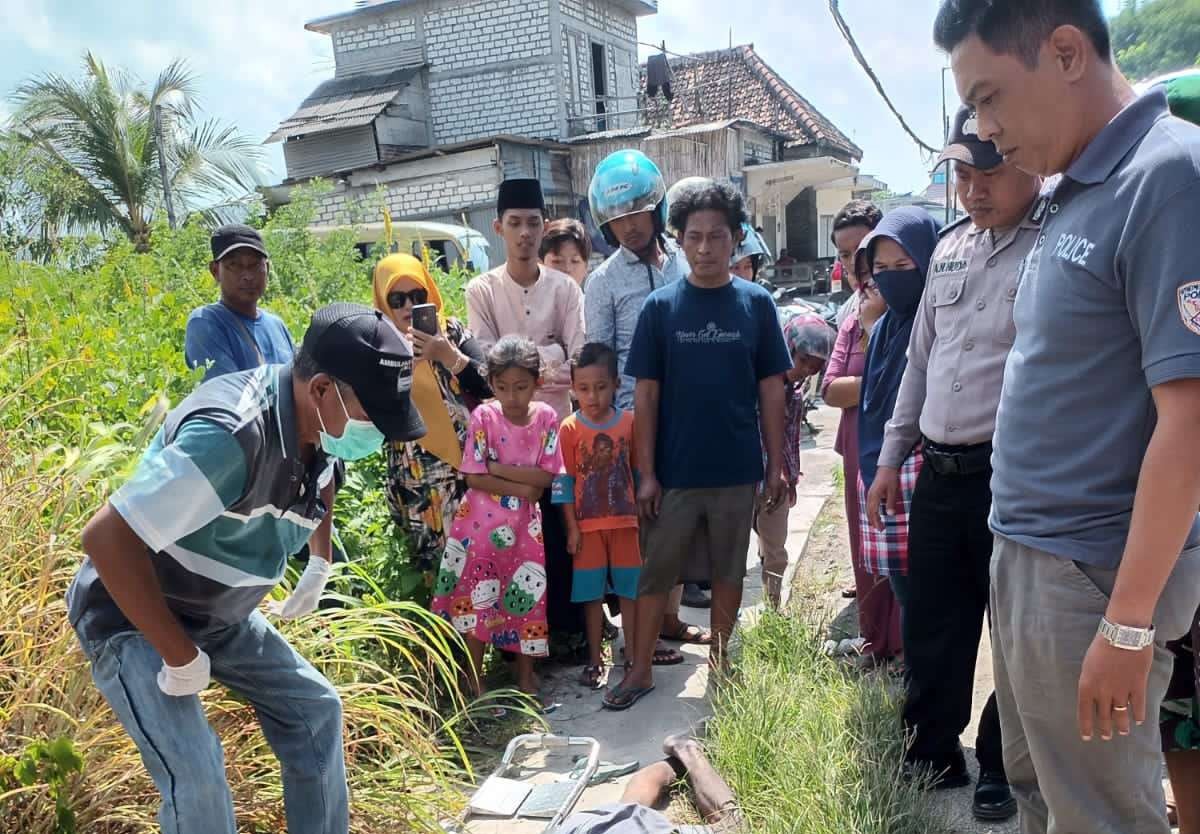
[
  {"left": 937, "top": 215, "right": 971, "bottom": 238},
  {"left": 1178, "top": 281, "right": 1200, "bottom": 335}
]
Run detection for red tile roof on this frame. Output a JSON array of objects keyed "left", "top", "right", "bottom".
[{"left": 641, "top": 44, "right": 861, "bottom": 160}]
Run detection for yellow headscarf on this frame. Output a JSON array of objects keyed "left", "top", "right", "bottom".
[{"left": 372, "top": 254, "right": 461, "bottom": 466}]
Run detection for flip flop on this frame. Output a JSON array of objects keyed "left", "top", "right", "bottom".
[
  {"left": 660, "top": 622, "right": 713, "bottom": 645},
  {"left": 602, "top": 683, "right": 655, "bottom": 711},
  {"left": 621, "top": 644, "right": 685, "bottom": 666},
  {"left": 569, "top": 758, "right": 641, "bottom": 785}
]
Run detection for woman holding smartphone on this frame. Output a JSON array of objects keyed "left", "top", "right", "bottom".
[{"left": 373, "top": 254, "right": 492, "bottom": 602}]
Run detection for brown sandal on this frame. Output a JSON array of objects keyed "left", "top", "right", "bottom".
[
  {"left": 579, "top": 664, "right": 605, "bottom": 689},
  {"left": 660, "top": 621, "right": 713, "bottom": 645},
  {"left": 621, "top": 643, "right": 685, "bottom": 666}
]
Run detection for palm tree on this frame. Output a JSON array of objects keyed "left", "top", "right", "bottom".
[{"left": 10, "top": 53, "right": 264, "bottom": 251}]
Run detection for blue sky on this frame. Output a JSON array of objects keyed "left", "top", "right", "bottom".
[{"left": 0, "top": 0, "right": 1124, "bottom": 195}]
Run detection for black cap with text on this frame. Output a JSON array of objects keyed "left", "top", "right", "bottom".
[
  {"left": 300, "top": 303, "right": 427, "bottom": 442},
  {"left": 934, "top": 106, "right": 1004, "bottom": 171}
]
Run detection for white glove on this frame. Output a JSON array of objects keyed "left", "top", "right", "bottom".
[
  {"left": 157, "top": 647, "right": 211, "bottom": 697},
  {"left": 269, "top": 556, "right": 333, "bottom": 619}
]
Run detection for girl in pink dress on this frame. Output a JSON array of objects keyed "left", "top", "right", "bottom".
[{"left": 431, "top": 336, "right": 564, "bottom": 700}]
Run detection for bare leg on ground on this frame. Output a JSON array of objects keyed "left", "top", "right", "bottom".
[
  {"left": 618, "top": 761, "right": 676, "bottom": 807},
  {"left": 663, "top": 735, "right": 738, "bottom": 824}
]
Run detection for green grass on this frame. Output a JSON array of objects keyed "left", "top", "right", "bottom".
[{"left": 705, "top": 612, "right": 945, "bottom": 834}]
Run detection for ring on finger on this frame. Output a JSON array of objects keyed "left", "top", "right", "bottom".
[{"left": 1113, "top": 704, "right": 1129, "bottom": 712}]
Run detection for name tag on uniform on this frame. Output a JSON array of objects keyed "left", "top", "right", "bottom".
[{"left": 933, "top": 259, "right": 968, "bottom": 276}]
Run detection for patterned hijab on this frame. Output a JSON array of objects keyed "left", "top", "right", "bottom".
[{"left": 780, "top": 308, "right": 836, "bottom": 361}]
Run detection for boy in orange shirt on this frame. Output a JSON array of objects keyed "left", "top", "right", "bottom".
[{"left": 553, "top": 343, "right": 641, "bottom": 689}]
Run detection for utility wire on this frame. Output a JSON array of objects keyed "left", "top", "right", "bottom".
[{"left": 827, "top": 0, "right": 941, "bottom": 156}]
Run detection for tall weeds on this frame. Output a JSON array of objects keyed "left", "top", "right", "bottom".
[
  {"left": 0, "top": 405, "right": 477, "bottom": 833},
  {"left": 705, "top": 612, "right": 945, "bottom": 834},
  {"left": 0, "top": 188, "right": 484, "bottom": 833}
]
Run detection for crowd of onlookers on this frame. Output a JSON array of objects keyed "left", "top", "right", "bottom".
[
  {"left": 369, "top": 156, "right": 837, "bottom": 712},
  {"left": 63, "top": 2, "right": 1200, "bottom": 832}
]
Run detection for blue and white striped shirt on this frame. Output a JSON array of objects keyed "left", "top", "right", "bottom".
[{"left": 68, "top": 364, "right": 334, "bottom": 643}]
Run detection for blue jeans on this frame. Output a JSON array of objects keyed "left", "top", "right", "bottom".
[{"left": 76, "top": 611, "right": 347, "bottom": 834}]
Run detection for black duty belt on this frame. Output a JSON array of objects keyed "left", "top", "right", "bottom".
[{"left": 922, "top": 440, "right": 992, "bottom": 477}]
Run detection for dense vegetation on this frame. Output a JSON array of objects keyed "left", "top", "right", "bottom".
[
  {"left": 1112, "top": 0, "right": 1200, "bottom": 80},
  {"left": 0, "top": 184, "right": 483, "bottom": 833}
]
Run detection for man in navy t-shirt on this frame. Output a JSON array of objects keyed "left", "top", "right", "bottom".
[
  {"left": 603, "top": 180, "right": 791, "bottom": 710},
  {"left": 185, "top": 224, "right": 295, "bottom": 382}
]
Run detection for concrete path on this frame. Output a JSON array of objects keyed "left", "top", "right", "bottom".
[{"left": 464, "top": 408, "right": 842, "bottom": 832}]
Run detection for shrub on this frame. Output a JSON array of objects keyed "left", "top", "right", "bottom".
[{"left": 0, "top": 184, "right": 484, "bottom": 832}]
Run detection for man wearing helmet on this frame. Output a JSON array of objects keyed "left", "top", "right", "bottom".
[
  {"left": 585, "top": 153, "right": 712, "bottom": 651},
  {"left": 729, "top": 223, "right": 771, "bottom": 282},
  {"left": 585, "top": 150, "right": 690, "bottom": 411}
]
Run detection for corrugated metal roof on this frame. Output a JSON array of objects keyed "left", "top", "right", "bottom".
[
  {"left": 306, "top": 1, "right": 420, "bottom": 34},
  {"left": 266, "top": 66, "right": 421, "bottom": 143}
]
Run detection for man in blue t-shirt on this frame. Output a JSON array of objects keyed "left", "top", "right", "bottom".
[
  {"left": 603, "top": 180, "right": 791, "bottom": 711},
  {"left": 185, "top": 224, "right": 295, "bottom": 382}
]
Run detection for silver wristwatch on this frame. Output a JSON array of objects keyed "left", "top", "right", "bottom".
[{"left": 1098, "top": 617, "right": 1155, "bottom": 651}]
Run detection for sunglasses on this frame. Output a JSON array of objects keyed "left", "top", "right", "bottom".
[{"left": 387, "top": 288, "right": 429, "bottom": 309}]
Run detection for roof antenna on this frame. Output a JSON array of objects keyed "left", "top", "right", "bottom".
[{"left": 726, "top": 28, "right": 734, "bottom": 120}]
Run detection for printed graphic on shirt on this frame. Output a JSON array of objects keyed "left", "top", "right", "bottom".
[
  {"left": 1178, "top": 281, "right": 1200, "bottom": 336},
  {"left": 576, "top": 432, "right": 637, "bottom": 520},
  {"left": 675, "top": 322, "right": 742, "bottom": 344}
]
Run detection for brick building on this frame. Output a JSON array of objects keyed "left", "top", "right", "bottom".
[
  {"left": 572, "top": 44, "right": 884, "bottom": 265},
  {"left": 264, "top": 0, "right": 880, "bottom": 272}
]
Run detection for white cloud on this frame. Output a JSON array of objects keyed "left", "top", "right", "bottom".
[
  {"left": 3, "top": 0, "right": 957, "bottom": 191},
  {"left": 4, "top": 0, "right": 60, "bottom": 54}
]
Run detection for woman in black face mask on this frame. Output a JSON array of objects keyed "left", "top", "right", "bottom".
[{"left": 854, "top": 207, "right": 940, "bottom": 633}]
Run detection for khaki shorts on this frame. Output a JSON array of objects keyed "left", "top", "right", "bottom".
[{"left": 638, "top": 485, "right": 757, "bottom": 596}]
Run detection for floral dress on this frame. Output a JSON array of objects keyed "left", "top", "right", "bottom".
[
  {"left": 385, "top": 317, "right": 491, "bottom": 600},
  {"left": 430, "top": 401, "right": 563, "bottom": 657}
]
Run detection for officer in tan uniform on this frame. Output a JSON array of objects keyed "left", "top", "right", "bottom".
[{"left": 865, "top": 105, "right": 1043, "bottom": 822}]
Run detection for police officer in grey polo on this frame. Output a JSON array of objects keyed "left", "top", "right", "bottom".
[
  {"left": 867, "top": 105, "right": 1039, "bottom": 822},
  {"left": 936, "top": 1, "right": 1200, "bottom": 831}
]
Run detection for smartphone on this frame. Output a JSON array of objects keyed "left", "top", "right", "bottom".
[{"left": 412, "top": 303, "right": 439, "bottom": 335}]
